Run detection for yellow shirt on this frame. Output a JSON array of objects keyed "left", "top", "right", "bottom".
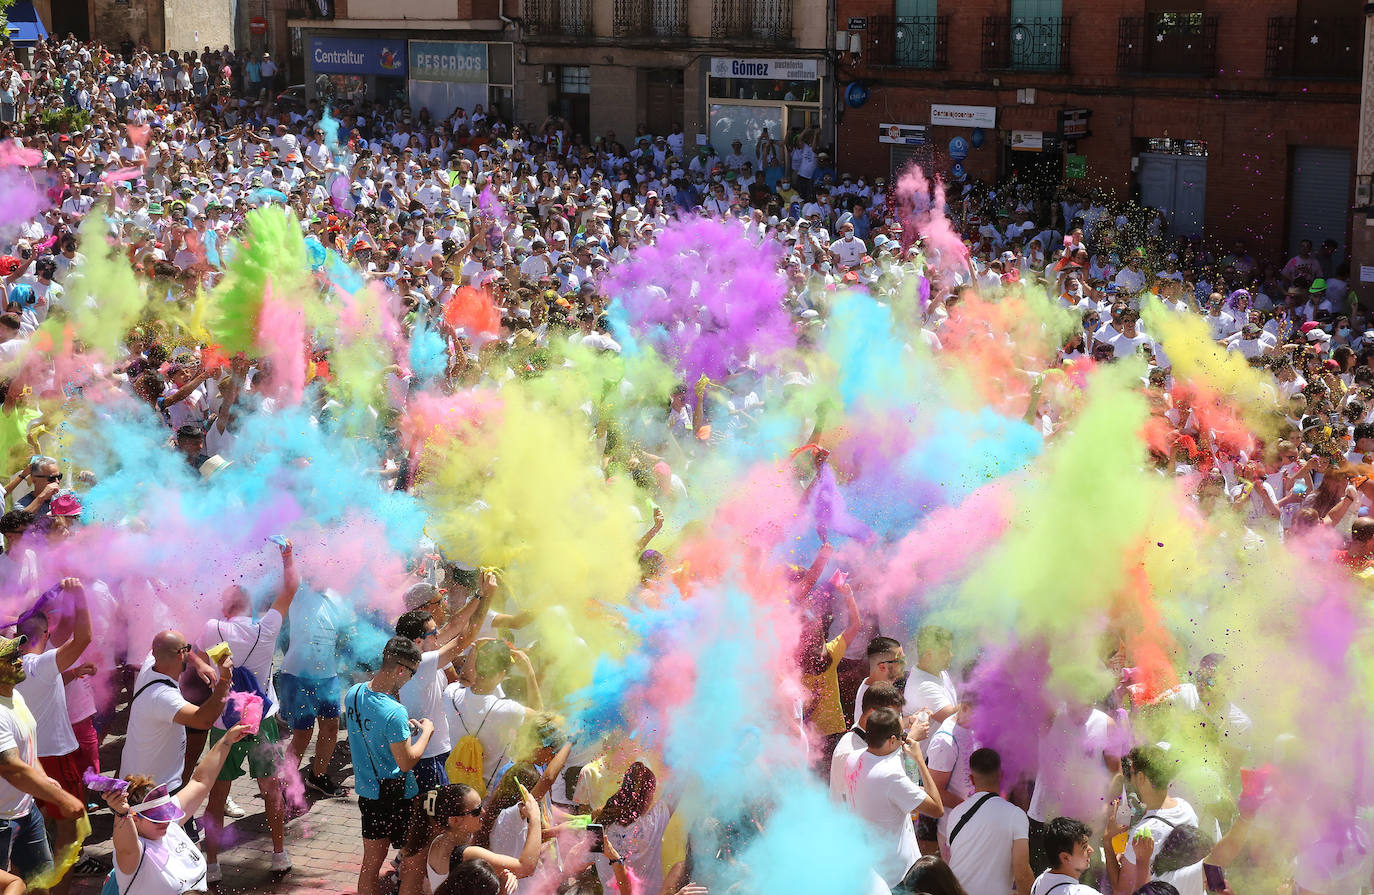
[{"left": 801, "top": 634, "right": 848, "bottom": 737}]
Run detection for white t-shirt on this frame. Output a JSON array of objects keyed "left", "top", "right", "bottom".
[
  {"left": 121, "top": 660, "right": 192, "bottom": 790},
  {"left": 946, "top": 794, "right": 1029, "bottom": 895},
  {"left": 902, "top": 667, "right": 956, "bottom": 753},
  {"left": 590, "top": 799, "right": 670, "bottom": 895},
  {"left": 399, "top": 649, "right": 451, "bottom": 758},
  {"left": 829, "top": 728, "right": 865, "bottom": 803},
  {"left": 1155, "top": 861, "right": 1205, "bottom": 895},
  {"left": 925, "top": 717, "right": 977, "bottom": 841},
  {"left": 1030, "top": 870, "right": 1101, "bottom": 895},
  {"left": 0, "top": 692, "right": 38, "bottom": 819},
  {"left": 17, "top": 650, "right": 78, "bottom": 756},
  {"left": 113, "top": 809, "right": 208, "bottom": 894},
  {"left": 442, "top": 685, "right": 527, "bottom": 786},
  {"left": 199, "top": 609, "right": 282, "bottom": 724},
  {"left": 844, "top": 749, "right": 929, "bottom": 886},
  {"left": 1123, "top": 800, "right": 1198, "bottom": 871},
  {"left": 1028, "top": 708, "right": 1116, "bottom": 823}
]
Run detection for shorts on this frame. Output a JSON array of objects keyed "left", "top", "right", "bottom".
[
  {"left": 413, "top": 753, "right": 449, "bottom": 792},
  {"left": 209, "top": 715, "right": 283, "bottom": 781},
  {"left": 37, "top": 751, "right": 83, "bottom": 820},
  {"left": 358, "top": 779, "right": 423, "bottom": 853},
  {"left": 278, "top": 674, "right": 341, "bottom": 730}
]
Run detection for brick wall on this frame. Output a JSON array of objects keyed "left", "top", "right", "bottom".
[{"left": 833, "top": 0, "right": 1359, "bottom": 254}]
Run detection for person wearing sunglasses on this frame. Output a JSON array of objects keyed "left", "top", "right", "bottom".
[
  {"left": 407, "top": 781, "right": 541, "bottom": 895},
  {"left": 103, "top": 722, "right": 252, "bottom": 895},
  {"left": 346, "top": 635, "right": 433, "bottom": 895},
  {"left": 15, "top": 456, "right": 61, "bottom": 517}
]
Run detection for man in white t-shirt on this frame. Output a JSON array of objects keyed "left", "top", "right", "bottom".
[
  {"left": 121, "top": 630, "right": 234, "bottom": 793},
  {"left": 393, "top": 570, "right": 495, "bottom": 790},
  {"left": 830, "top": 222, "right": 865, "bottom": 269},
  {"left": 15, "top": 576, "right": 91, "bottom": 882},
  {"left": 1105, "top": 744, "right": 1199, "bottom": 895},
  {"left": 830, "top": 682, "right": 913, "bottom": 803},
  {"left": 443, "top": 639, "right": 542, "bottom": 791},
  {"left": 926, "top": 697, "right": 979, "bottom": 848},
  {"left": 199, "top": 540, "right": 299, "bottom": 881},
  {"left": 947, "top": 748, "right": 1032, "bottom": 895},
  {"left": 852, "top": 636, "right": 907, "bottom": 728},
  {"left": 842, "top": 707, "right": 944, "bottom": 887},
  {"left": 0, "top": 632, "right": 84, "bottom": 879},
  {"left": 903, "top": 624, "right": 958, "bottom": 853},
  {"left": 1030, "top": 816, "right": 1101, "bottom": 894},
  {"left": 1027, "top": 702, "right": 1121, "bottom": 874}
]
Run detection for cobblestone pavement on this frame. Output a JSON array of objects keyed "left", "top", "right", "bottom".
[{"left": 71, "top": 727, "right": 367, "bottom": 894}]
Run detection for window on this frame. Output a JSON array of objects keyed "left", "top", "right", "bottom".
[{"left": 559, "top": 65, "right": 590, "bottom": 95}]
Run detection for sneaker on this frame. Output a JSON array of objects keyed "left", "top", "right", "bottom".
[
  {"left": 223, "top": 795, "right": 246, "bottom": 818},
  {"left": 305, "top": 772, "right": 347, "bottom": 798},
  {"left": 270, "top": 851, "right": 292, "bottom": 873},
  {"left": 71, "top": 854, "right": 111, "bottom": 876},
  {"left": 206, "top": 862, "right": 222, "bottom": 884}
]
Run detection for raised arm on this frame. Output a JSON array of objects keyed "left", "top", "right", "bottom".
[
  {"left": 267, "top": 539, "right": 299, "bottom": 618},
  {"left": 53, "top": 577, "right": 91, "bottom": 672}
]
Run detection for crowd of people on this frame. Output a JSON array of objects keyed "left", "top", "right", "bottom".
[{"left": 0, "top": 29, "right": 1368, "bottom": 895}]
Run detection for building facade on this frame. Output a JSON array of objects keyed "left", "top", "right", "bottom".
[
  {"left": 515, "top": 0, "right": 831, "bottom": 156},
  {"left": 834, "top": 0, "right": 1358, "bottom": 258},
  {"left": 286, "top": 0, "right": 513, "bottom": 112}
]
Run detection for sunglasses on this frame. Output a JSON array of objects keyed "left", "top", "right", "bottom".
[
  {"left": 400, "top": 663, "right": 418, "bottom": 676},
  {"left": 420, "top": 629, "right": 438, "bottom": 639},
  {"left": 451, "top": 806, "right": 482, "bottom": 818},
  {"left": 32, "top": 473, "right": 59, "bottom": 481}
]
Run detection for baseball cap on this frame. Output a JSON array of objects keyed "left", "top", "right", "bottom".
[{"left": 0, "top": 635, "right": 26, "bottom": 661}]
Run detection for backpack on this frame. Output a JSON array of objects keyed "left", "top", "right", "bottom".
[
  {"left": 215, "top": 623, "right": 274, "bottom": 728},
  {"left": 444, "top": 693, "right": 508, "bottom": 798}
]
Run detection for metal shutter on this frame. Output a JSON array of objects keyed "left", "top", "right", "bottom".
[{"left": 1289, "top": 146, "right": 1351, "bottom": 256}]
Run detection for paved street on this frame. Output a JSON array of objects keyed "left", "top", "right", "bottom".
[{"left": 71, "top": 729, "right": 364, "bottom": 894}]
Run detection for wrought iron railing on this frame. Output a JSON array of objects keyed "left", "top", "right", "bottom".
[
  {"left": 1118, "top": 13, "right": 1218, "bottom": 76},
  {"left": 865, "top": 15, "right": 949, "bottom": 69},
  {"left": 613, "top": 0, "right": 687, "bottom": 37},
  {"left": 525, "top": 0, "right": 592, "bottom": 37},
  {"left": 712, "top": 0, "right": 793, "bottom": 42},
  {"left": 981, "top": 16, "right": 1071, "bottom": 72},
  {"left": 1266, "top": 16, "right": 1361, "bottom": 80}
]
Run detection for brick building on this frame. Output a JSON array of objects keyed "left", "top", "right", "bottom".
[
  {"left": 834, "top": 0, "right": 1359, "bottom": 258},
  {"left": 515, "top": 0, "right": 830, "bottom": 156}
]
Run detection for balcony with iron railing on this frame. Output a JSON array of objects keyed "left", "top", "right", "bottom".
[
  {"left": 981, "top": 17, "right": 1071, "bottom": 73},
  {"left": 1118, "top": 13, "right": 1218, "bottom": 76},
  {"left": 864, "top": 15, "right": 949, "bottom": 70},
  {"left": 1266, "top": 16, "right": 1361, "bottom": 80},
  {"left": 612, "top": 0, "right": 688, "bottom": 38},
  {"left": 524, "top": 0, "right": 593, "bottom": 38},
  {"left": 711, "top": 0, "right": 794, "bottom": 44}
]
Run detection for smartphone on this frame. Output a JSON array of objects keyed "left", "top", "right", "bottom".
[
  {"left": 1203, "top": 864, "right": 1226, "bottom": 892},
  {"left": 586, "top": 823, "right": 604, "bottom": 854}
]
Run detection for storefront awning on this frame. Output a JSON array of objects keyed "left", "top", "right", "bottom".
[{"left": 6, "top": 1, "right": 49, "bottom": 45}]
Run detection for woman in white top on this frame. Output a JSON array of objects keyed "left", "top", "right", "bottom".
[
  {"left": 103, "top": 724, "right": 251, "bottom": 894},
  {"left": 590, "top": 761, "right": 670, "bottom": 895},
  {"left": 415, "top": 783, "right": 542, "bottom": 895}
]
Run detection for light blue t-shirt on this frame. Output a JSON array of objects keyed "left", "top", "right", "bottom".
[
  {"left": 280, "top": 589, "right": 341, "bottom": 678},
  {"left": 345, "top": 683, "right": 416, "bottom": 800}
]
